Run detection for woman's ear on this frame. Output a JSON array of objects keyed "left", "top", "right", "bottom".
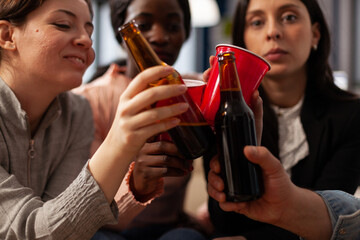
[
  {"left": 0, "top": 20, "right": 16, "bottom": 50},
  {"left": 311, "top": 22, "right": 321, "bottom": 50}
]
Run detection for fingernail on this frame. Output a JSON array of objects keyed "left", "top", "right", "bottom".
[
  {"left": 247, "top": 146, "right": 257, "bottom": 156},
  {"left": 177, "top": 102, "right": 189, "bottom": 111},
  {"left": 169, "top": 118, "right": 181, "bottom": 126},
  {"left": 177, "top": 84, "right": 187, "bottom": 93},
  {"left": 163, "top": 66, "right": 174, "bottom": 73}
]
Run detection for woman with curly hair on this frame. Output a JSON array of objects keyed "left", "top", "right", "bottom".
[{"left": 74, "top": 0, "right": 208, "bottom": 240}]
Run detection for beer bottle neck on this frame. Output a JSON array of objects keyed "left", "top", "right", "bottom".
[
  {"left": 218, "top": 58, "right": 242, "bottom": 92},
  {"left": 119, "top": 21, "right": 164, "bottom": 71}
]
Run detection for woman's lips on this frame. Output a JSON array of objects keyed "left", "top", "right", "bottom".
[
  {"left": 64, "top": 55, "right": 87, "bottom": 70},
  {"left": 264, "top": 49, "right": 288, "bottom": 61}
]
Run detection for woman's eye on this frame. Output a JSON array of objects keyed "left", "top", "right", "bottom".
[
  {"left": 249, "top": 19, "right": 263, "bottom": 28},
  {"left": 282, "top": 14, "right": 297, "bottom": 23},
  {"left": 167, "top": 23, "right": 181, "bottom": 32},
  {"left": 137, "top": 23, "right": 151, "bottom": 32},
  {"left": 53, "top": 23, "right": 70, "bottom": 29}
]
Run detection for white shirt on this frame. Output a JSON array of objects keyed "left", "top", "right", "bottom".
[{"left": 271, "top": 97, "right": 309, "bottom": 176}]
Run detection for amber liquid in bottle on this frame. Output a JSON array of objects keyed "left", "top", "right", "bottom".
[
  {"left": 119, "top": 20, "right": 214, "bottom": 159},
  {"left": 214, "top": 51, "right": 263, "bottom": 202}
]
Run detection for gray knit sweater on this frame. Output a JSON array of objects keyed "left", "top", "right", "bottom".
[{"left": 0, "top": 78, "right": 118, "bottom": 239}]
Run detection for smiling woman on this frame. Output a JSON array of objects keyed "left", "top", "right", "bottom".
[
  {"left": 0, "top": 0, "right": 189, "bottom": 239},
  {"left": 1, "top": 0, "right": 95, "bottom": 131}
]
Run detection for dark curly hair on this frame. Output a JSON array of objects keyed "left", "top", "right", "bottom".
[{"left": 108, "top": 0, "right": 191, "bottom": 44}]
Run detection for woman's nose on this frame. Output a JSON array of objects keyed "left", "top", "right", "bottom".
[
  {"left": 147, "top": 25, "right": 170, "bottom": 45},
  {"left": 74, "top": 31, "right": 93, "bottom": 48},
  {"left": 266, "top": 21, "right": 282, "bottom": 40}
]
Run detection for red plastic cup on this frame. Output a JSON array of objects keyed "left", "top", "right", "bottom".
[
  {"left": 183, "top": 78, "right": 206, "bottom": 107},
  {"left": 200, "top": 44, "right": 271, "bottom": 126},
  {"left": 158, "top": 78, "right": 206, "bottom": 142}
]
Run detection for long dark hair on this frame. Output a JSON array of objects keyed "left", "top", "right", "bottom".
[
  {"left": 232, "top": 0, "right": 357, "bottom": 101},
  {"left": 108, "top": 0, "right": 191, "bottom": 44}
]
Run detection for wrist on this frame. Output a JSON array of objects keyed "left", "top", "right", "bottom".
[
  {"left": 274, "top": 186, "right": 332, "bottom": 240},
  {"left": 129, "top": 172, "right": 150, "bottom": 202},
  {"left": 128, "top": 169, "right": 164, "bottom": 203}
]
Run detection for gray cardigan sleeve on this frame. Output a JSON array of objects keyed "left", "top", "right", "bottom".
[
  {"left": 0, "top": 93, "right": 118, "bottom": 239},
  {"left": 0, "top": 165, "right": 118, "bottom": 240}
]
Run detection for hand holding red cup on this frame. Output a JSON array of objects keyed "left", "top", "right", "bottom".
[{"left": 200, "top": 44, "right": 271, "bottom": 126}]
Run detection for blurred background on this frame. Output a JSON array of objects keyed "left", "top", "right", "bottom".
[{"left": 86, "top": 0, "right": 360, "bottom": 93}]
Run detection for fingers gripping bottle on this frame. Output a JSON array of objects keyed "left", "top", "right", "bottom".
[
  {"left": 119, "top": 20, "right": 214, "bottom": 159},
  {"left": 215, "top": 51, "right": 264, "bottom": 202}
]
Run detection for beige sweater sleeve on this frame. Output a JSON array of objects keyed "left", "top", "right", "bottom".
[{"left": 105, "top": 162, "right": 164, "bottom": 231}]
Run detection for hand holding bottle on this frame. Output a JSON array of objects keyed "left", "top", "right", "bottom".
[
  {"left": 208, "top": 146, "right": 332, "bottom": 240},
  {"left": 215, "top": 51, "right": 263, "bottom": 202},
  {"left": 208, "top": 146, "right": 292, "bottom": 220},
  {"left": 130, "top": 141, "right": 193, "bottom": 202},
  {"left": 204, "top": 56, "right": 263, "bottom": 142},
  {"left": 119, "top": 20, "right": 214, "bottom": 159},
  {"left": 89, "top": 66, "right": 189, "bottom": 203}
]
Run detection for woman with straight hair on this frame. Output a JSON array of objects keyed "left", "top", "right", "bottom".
[{"left": 203, "top": 0, "right": 360, "bottom": 239}]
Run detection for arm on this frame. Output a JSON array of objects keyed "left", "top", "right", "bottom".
[
  {"left": 106, "top": 140, "right": 194, "bottom": 231},
  {"left": 0, "top": 66, "right": 189, "bottom": 239},
  {"left": 88, "top": 66, "right": 189, "bottom": 204},
  {"left": 207, "top": 146, "right": 333, "bottom": 240},
  {"left": 0, "top": 164, "right": 117, "bottom": 239},
  {"left": 0, "top": 92, "right": 117, "bottom": 239},
  {"left": 73, "top": 63, "right": 132, "bottom": 156},
  {"left": 76, "top": 65, "right": 193, "bottom": 229},
  {"left": 317, "top": 190, "right": 360, "bottom": 239}
]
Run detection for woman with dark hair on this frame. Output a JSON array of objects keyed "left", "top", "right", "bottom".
[
  {"left": 203, "top": 0, "right": 360, "bottom": 239},
  {"left": 0, "top": 0, "right": 189, "bottom": 239},
  {"left": 74, "top": 0, "right": 208, "bottom": 240}
]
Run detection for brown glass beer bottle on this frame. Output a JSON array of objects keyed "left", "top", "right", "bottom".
[
  {"left": 119, "top": 20, "right": 214, "bottom": 159},
  {"left": 215, "top": 51, "right": 264, "bottom": 202}
]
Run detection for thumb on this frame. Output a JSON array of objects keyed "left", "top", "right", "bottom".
[{"left": 244, "top": 146, "right": 283, "bottom": 175}]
